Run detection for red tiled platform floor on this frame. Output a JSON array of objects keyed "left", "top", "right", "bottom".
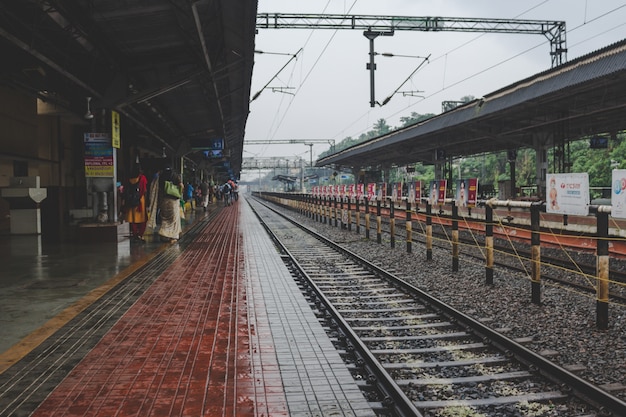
[{"left": 31, "top": 203, "right": 289, "bottom": 417}]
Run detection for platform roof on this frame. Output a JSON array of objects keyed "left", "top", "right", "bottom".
[
  {"left": 0, "top": 0, "right": 257, "bottom": 179},
  {"left": 316, "top": 39, "right": 626, "bottom": 170}
]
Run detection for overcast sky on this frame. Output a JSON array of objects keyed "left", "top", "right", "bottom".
[{"left": 242, "top": 0, "right": 626, "bottom": 178}]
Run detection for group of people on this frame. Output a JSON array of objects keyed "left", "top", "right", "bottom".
[{"left": 120, "top": 162, "right": 236, "bottom": 243}]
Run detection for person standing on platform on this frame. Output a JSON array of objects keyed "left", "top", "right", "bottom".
[
  {"left": 184, "top": 181, "right": 194, "bottom": 210},
  {"left": 222, "top": 181, "right": 232, "bottom": 206},
  {"left": 200, "top": 180, "right": 209, "bottom": 211},
  {"left": 147, "top": 163, "right": 183, "bottom": 243},
  {"left": 122, "top": 165, "right": 148, "bottom": 242}
]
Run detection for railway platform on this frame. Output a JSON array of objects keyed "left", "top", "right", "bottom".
[{"left": 0, "top": 197, "right": 375, "bottom": 417}]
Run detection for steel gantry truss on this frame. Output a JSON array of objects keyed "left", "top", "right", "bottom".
[
  {"left": 256, "top": 14, "right": 567, "bottom": 65},
  {"left": 242, "top": 156, "right": 305, "bottom": 170},
  {"left": 257, "top": 13, "right": 567, "bottom": 107},
  {"left": 244, "top": 139, "right": 336, "bottom": 167}
]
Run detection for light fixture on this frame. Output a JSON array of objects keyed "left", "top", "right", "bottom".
[{"left": 84, "top": 97, "right": 94, "bottom": 119}]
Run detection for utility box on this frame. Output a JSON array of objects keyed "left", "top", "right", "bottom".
[{"left": 0, "top": 176, "right": 47, "bottom": 234}]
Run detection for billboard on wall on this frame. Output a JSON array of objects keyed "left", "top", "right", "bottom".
[
  {"left": 546, "top": 173, "right": 589, "bottom": 216},
  {"left": 612, "top": 169, "right": 626, "bottom": 219},
  {"left": 84, "top": 133, "right": 114, "bottom": 177}
]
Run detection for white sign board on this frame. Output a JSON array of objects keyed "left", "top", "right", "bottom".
[
  {"left": 611, "top": 169, "right": 626, "bottom": 219},
  {"left": 545, "top": 173, "right": 589, "bottom": 216}
]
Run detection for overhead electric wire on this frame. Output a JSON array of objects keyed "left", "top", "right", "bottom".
[{"left": 331, "top": 0, "right": 626, "bottom": 145}]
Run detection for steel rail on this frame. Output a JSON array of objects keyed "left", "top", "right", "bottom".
[{"left": 247, "top": 198, "right": 423, "bottom": 417}]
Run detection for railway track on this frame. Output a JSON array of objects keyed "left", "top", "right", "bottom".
[{"left": 248, "top": 196, "right": 626, "bottom": 417}]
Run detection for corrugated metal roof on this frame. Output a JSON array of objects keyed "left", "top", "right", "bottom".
[{"left": 318, "top": 38, "right": 626, "bottom": 169}]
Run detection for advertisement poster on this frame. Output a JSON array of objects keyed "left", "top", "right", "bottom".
[
  {"left": 378, "top": 182, "right": 387, "bottom": 201},
  {"left": 84, "top": 133, "right": 114, "bottom": 177},
  {"left": 429, "top": 180, "right": 447, "bottom": 205},
  {"left": 348, "top": 183, "right": 355, "bottom": 199},
  {"left": 367, "top": 183, "right": 376, "bottom": 201},
  {"left": 546, "top": 173, "right": 589, "bottom": 216},
  {"left": 396, "top": 182, "right": 403, "bottom": 202},
  {"left": 468, "top": 178, "right": 478, "bottom": 207},
  {"left": 429, "top": 180, "right": 438, "bottom": 205},
  {"left": 340, "top": 184, "right": 346, "bottom": 198},
  {"left": 438, "top": 180, "right": 447, "bottom": 203},
  {"left": 357, "top": 183, "right": 364, "bottom": 200},
  {"left": 612, "top": 169, "right": 626, "bottom": 219},
  {"left": 456, "top": 179, "right": 468, "bottom": 207},
  {"left": 414, "top": 181, "right": 422, "bottom": 204},
  {"left": 391, "top": 183, "right": 398, "bottom": 202},
  {"left": 408, "top": 182, "right": 415, "bottom": 204}
]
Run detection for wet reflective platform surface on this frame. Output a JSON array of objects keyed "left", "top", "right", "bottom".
[{"left": 0, "top": 198, "right": 374, "bottom": 417}]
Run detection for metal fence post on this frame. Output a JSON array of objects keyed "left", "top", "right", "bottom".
[
  {"left": 376, "top": 199, "right": 382, "bottom": 244},
  {"left": 596, "top": 207, "right": 610, "bottom": 330},
  {"left": 355, "top": 197, "right": 361, "bottom": 234},
  {"left": 452, "top": 201, "right": 458, "bottom": 272},
  {"left": 390, "top": 199, "right": 395, "bottom": 248},
  {"left": 485, "top": 203, "right": 494, "bottom": 285},
  {"left": 426, "top": 202, "right": 433, "bottom": 260},
  {"left": 406, "top": 201, "right": 412, "bottom": 253},
  {"left": 365, "top": 197, "right": 370, "bottom": 239},
  {"left": 531, "top": 203, "right": 541, "bottom": 304}
]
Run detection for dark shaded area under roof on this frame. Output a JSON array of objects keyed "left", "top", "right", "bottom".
[
  {"left": 0, "top": 0, "right": 257, "bottom": 179},
  {"left": 317, "top": 39, "right": 626, "bottom": 170}
]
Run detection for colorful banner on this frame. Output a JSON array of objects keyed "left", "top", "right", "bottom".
[
  {"left": 456, "top": 179, "right": 468, "bottom": 207},
  {"left": 357, "top": 183, "right": 364, "bottom": 200},
  {"left": 84, "top": 133, "right": 114, "bottom": 177},
  {"left": 415, "top": 181, "right": 422, "bottom": 204},
  {"left": 348, "top": 183, "right": 355, "bottom": 199},
  {"left": 429, "top": 180, "right": 447, "bottom": 205},
  {"left": 611, "top": 170, "right": 626, "bottom": 219},
  {"left": 367, "top": 183, "right": 376, "bottom": 201},
  {"left": 546, "top": 173, "right": 589, "bottom": 216},
  {"left": 408, "top": 182, "right": 415, "bottom": 204},
  {"left": 467, "top": 178, "right": 478, "bottom": 207},
  {"left": 378, "top": 182, "right": 387, "bottom": 201}
]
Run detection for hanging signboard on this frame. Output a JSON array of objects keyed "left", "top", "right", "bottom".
[
  {"left": 611, "top": 169, "right": 626, "bottom": 219},
  {"left": 546, "top": 173, "right": 589, "bottom": 216},
  {"left": 111, "top": 111, "right": 120, "bottom": 149}
]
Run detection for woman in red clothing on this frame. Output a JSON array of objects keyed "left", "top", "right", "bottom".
[{"left": 122, "top": 165, "right": 148, "bottom": 241}]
